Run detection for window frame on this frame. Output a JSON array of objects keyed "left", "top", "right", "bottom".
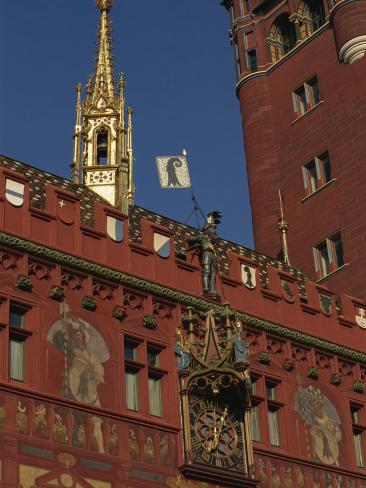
[
  {"left": 292, "top": 76, "right": 321, "bottom": 118},
  {"left": 313, "top": 233, "right": 345, "bottom": 279},
  {"left": 302, "top": 151, "right": 332, "bottom": 196},
  {"left": 248, "top": 374, "right": 284, "bottom": 448},
  {"left": 350, "top": 403, "right": 366, "bottom": 468},
  {"left": 7, "top": 302, "right": 33, "bottom": 384},
  {"left": 123, "top": 335, "right": 167, "bottom": 419}
]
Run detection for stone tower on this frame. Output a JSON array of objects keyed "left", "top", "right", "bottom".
[{"left": 221, "top": 0, "right": 366, "bottom": 299}]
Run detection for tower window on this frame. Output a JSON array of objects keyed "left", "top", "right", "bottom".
[
  {"left": 302, "top": 151, "right": 332, "bottom": 195},
  {"left": 292, "top": 76, "right": 321, "bottom": 118},
  {"left": 313, "top": 233, "right": 345, "bottom": 279},
  {"left": 299, "top": 0, "right": 326, "bottom": 38},
  {"left": 268, "top": 14, "right": 297, "bottom": 63},
  {"left": 243, "top": 31, "right": 257, "bottom": 73},
  {"left": 96, "top": 129, "right": 109, "bottom": 165}
]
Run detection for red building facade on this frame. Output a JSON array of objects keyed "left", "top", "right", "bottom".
[
  {"left": 2, "top": 1, "right": 366, "bottom": 487},
  {"left": 1, "top": 155, "right": 366, "bottom": 487},
  {"left": 223, "top": 0, "right": 366, "bottom": 299}
]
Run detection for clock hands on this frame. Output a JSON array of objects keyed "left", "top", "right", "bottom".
[{"left": 206, "top": 406, "right": 228, "bottom": 453}]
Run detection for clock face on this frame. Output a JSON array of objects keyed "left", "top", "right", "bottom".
[{"left": 190, "top": 397, "right": 245, "bottom": 470}]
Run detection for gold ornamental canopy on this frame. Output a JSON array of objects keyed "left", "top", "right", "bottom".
[{"left": 96, "top": 0, "right": 113, "bottom": 12}]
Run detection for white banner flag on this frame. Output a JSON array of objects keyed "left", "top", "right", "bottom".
[{"left": 155, "top": 155, "right": 191, "bottom": 189}]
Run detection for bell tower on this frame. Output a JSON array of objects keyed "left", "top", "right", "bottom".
[{"left": 71, "top": 0, "right": 134, "bottom": 214}]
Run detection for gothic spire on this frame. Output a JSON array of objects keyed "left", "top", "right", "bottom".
[
  {"left": 89, "top": 0, "right": 116, "bottom": 106},
  {"left": 71, "top": 0, "right": 135, "bottom": 214}
]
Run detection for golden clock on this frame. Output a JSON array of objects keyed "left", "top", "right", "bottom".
[{"left": 190, "top": 397, "right": 245, "bottom": 471}]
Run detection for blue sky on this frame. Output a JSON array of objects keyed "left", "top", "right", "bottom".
[{"left": 0, "top": 1, "right": 253, "bottom": 247}]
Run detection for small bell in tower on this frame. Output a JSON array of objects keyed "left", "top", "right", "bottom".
[{"left": 96, "top": 130, "right": 108, "bottom": 165}]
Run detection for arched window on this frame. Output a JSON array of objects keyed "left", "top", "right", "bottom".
[
  {"left": 96, "top": 128, "right": 109, "bottom": 165},
  {"left": 268, "top": 14, "right": 297, "bottom": 63},
  {"left": 298, "top": 0, "right": 325, "bottom": 38}
]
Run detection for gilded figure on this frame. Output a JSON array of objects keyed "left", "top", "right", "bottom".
[
  {"left": 108, "top": 423, "right": 118, "bottom": 455},
  {"left": 16, "top": 401, "right": 29, "bottom": 435},
  {"left": 53, "top": 413, "right": 68, "bottom": 443},
  {"left": 0, "top": 405, "right": 5, "bottom": 429},
  {"left": 143, "top": 435, "right": 155, "bottom": 463},
  {"left": 128, "top": 428, "right": 140, "bottom": 460},
  {"left": 33, "top": 403, "right": 48, "bottom": 438}
]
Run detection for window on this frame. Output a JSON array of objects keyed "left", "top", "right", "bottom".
[
  {"left": 247, "top": 50, "right": 258, "bottom": 72},
  {"left": 124, "top": 339, "right": 141, "bottom": 412},
  {"left": 351, "top": 404, "right": 365, "bottom": 468},
  {"left": 147, "top": 346, "right": 164, "bottom": 417},
  {"left": 124, "top": 341, "right": 138, "bottom": 361},
  {"left": 298, "top": 0, "right": 326, "bottom": 38},
  {"left": 148, "top": 377, "right": 162, "bottom": 417},
  {"left": 243, "top": 32, "right": 257, "bottom": 73},
  {"left": 302, "top": 151, "right": 332, "bottom": 195},
  {"left": 249, "top": 377, "right": 261, "bottom": 442},
  {"left": 250, "top": 405, "right": 261, "bottom": 442},
  {"left": 266, "top": 381, "right": 281, "bottom": 447},
  {"left": 268, "top": 14, "right": 297, "bottom": 62},
  {"left": 249, "top": 376, "right": 283, "bottom": 446},
  {"left": 292, "top": 76, "right": 321, "bottom": 118},
  {"left": 313, "top": 233, "right": 345, "bottom": 278},
  {"left": 9, "top": 305, "right": 29, "bottom": 382},
  {"left": 124, "top": 338, "right": 166, "bottom": 418},
  {"left": 126, "top": 371, "right": 140, "bottom": 411}
]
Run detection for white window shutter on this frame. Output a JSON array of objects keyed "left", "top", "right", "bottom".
[
  {"left": 302, "top": 166, "right": 308, "bottom": 189},
  {"left": 313, "top": 247, "right": 319, "bottom": 272},
  {"left": 304, "top": 83, "right": 311, "bottom": 104},
  {"left": 315, "top": 158, "right": 321, "bottom": 180},
  {"left": 326, "top": 239, "right": 334, "bottom": 263}
]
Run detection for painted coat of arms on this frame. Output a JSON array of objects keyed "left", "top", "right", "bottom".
[{"left": 294, "top": 385, "right": 342, "bottom": 466}]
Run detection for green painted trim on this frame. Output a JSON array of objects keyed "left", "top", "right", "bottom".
[{"left": 2, "top": 231, "right": 366, "bottom": 363}]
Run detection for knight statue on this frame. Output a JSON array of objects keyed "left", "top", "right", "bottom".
[{"left": 187, "top": 211, "right": 222, "bottom": 298}]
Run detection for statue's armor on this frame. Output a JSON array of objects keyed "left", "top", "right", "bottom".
[{"left": 187, "top": 233, "right": 217, "bottom": 294}]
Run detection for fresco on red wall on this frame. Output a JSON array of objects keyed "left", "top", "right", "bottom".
[
  {"left": 294, "top": 385, "right": 342, "bottom": 466},
  {"left": 47, "top": 316, "right": 110, "bottom": 407}
]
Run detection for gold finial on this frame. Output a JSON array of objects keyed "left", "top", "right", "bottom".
[
  {"left": 96, "top": 0, "right": 113, "bottom": 12},
  {"left": 278, "top": 190, "right": 290, "bottom": 265}
]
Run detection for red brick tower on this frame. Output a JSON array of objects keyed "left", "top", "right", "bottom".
[{"left": 221, "top": 0, "right": 366, "bottom": 299}]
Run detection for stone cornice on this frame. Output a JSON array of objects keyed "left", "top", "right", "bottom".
[{"left": 1, "top": 231, "right": 366, "bottom": 364}]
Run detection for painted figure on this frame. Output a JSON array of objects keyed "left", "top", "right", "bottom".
[
  {"left": 0, "top": 405, "right": 5, "bottom": 429},
  {"left": 187, "top": 211, "right": 222, "bottom": 296},
  {"left": 129, "top": 428, "right": 140, "bottom": 460},
  {"left": 53, "top": 413, "right": 68, "bottom": 443},
  {"left": 232, "top": 320, "right": 249, "bottom": 363},
  {"left": 175, "top": 328, "right": 190, "bottom": 371},
  {"left": 16, "top": 401, "right": 28, "bottom": 435},
  {"left": 33, "top": 403, "right": 48, "bottom": 438},
  {"left": 295, "top": 385, "right": 342, "bottom": 466},
  {"left": 90, "top": 416, "right": 105, "bottom": 453},
  {"left": 48, "top": 316, "right": 110, "bottom": 407}
]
